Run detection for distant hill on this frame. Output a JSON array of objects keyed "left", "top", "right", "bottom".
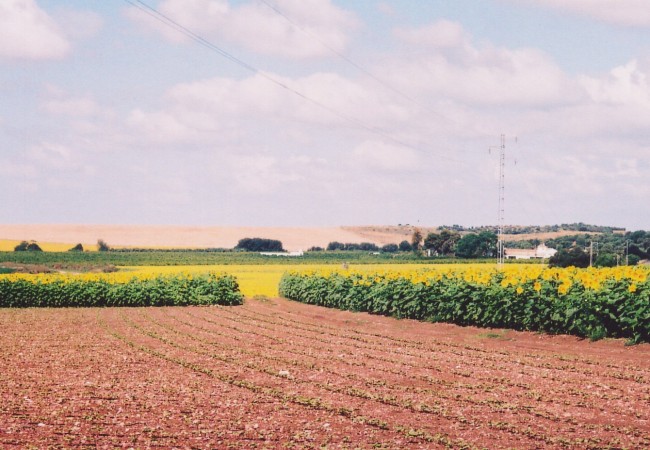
[
  {"left": 438, "top": 223, "right": 626, "bottom": 235},
  {"left": 0, "top": 223, "right": 632, "bottom": 252}
]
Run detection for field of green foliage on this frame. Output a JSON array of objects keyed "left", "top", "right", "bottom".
[
  {"left": 280, "top": 265, "right": 650, "bottom": 344},
  {"left": 0, "top": 272, "right": 242, "bottom": 308}
]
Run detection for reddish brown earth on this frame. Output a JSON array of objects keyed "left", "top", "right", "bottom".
[{"left": 1, "top": 300, "right": 649, "bottom": 449}]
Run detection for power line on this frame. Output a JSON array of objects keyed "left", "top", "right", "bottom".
[
  {"left": 123, "top": 0, "right": 468, "bottom": 164},
  {"left": 257, "top": 0, "right": 460, "bottom": 129}
]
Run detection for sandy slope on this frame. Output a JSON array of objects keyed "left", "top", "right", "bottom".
[
  {"left": 0, "top": 224, "right": 596, "bottom": 252},
  {"left": 0, "top": 224, "right": 420, "bottom": 252}
]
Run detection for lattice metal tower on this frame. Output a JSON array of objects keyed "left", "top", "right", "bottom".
[{"left": 497, "top": 134, "right": 506, "bottom": 267}]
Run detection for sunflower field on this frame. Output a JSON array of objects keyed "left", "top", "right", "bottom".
[
  {"left": 0, "top": 271, "right": 243, "bottom": 308},
  {"left": 279, "top": 265, "right": 650, "bottom": 344}
]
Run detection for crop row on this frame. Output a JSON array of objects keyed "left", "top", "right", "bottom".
[
  {"left": 0, "top": 249, "right": 483, "bottom": 266},
  {"left": 108, "top": 307, "right": 649, "bottom": 448},
  {"left": 3, "top": 302, "right": 648, "bottom": 448},
  {"left": 103, "top": 310, "right": 473, "bottom": 448},
  {"left": 0, "top": 273, "right": 243, "bottom": 307},
  {"left": 2, "top": 263, "right": 649, "bottom": 344},
  {"left": 231, "top": 301, "right": 648, "bottom": 386},
  {"left": 213, "top": 302, "right": 649, "bottom": 412},
  {"left": 279, "top": 266, "right": 650, "bottom": 344}
]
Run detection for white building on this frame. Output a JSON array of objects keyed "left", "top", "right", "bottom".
[
  {"left": 260, "top": 250, "right": 304, "bottom": 257},
  {"left": 505, "top": 243, "right": 557, "bottom": 260}
]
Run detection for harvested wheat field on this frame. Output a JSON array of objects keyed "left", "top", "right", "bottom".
[
  {"left": 0, "top": 224, "right": 426, "bottom": 252},
  {"left": 1, "top": 299, "right": 648, "bottom": 449}
]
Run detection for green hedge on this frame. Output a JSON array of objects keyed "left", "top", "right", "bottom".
[
  {"left": 0, "top": 273, "right": 243, "bottom": 308},
  {"left": 279, "top": 271, "right": 650, "bottom": 344}
]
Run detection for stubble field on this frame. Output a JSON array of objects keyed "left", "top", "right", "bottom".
[{"left": 1, "top": 298, "right": 648, "bottom": 449}]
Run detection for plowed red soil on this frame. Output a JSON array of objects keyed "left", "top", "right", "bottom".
[{"left": 1, "top": 299, "right": 649, "bottom": 449}]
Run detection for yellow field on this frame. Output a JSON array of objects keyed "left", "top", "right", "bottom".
[
  {"left": 2, "top": 263, "right": 304, "bottom": 297},
  {"left": 92, "top": 263, "right": 650, "bottom": 297},
  {"left": 4, "top": 263, "right": 486, "bottom": 297},
  {"left": 0, "top": 240, "right": 96, "bottom": 252},
  {"left": 120, "top": 264, "right": 296, "bottom": 297},
  {"left": 3, "top": 263, "right": 647, "bottom": 298},
  {"left": 120, "top": 264, "right": 445, "bottom": 297}
]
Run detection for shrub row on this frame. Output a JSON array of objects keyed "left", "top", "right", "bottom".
[
  {"left": 279, "top": 271, "right": 650, "bottom": 344},
  {"left": 0, "top": 273, "right": 243, "bottom": 308}
]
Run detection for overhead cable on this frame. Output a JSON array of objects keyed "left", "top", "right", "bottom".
[
  {"left": 124, "top": 0, "right": 467, "bottom": 163},
  {"left": 257, "top": 0, "right": 460, "bottom": 128}
]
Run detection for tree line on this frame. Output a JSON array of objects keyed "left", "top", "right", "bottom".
[
  {"left": 439, "top": 222, "right": 626, "bottom": 235},
  {"left": 11, "top": 228, "right": 649, "bottom": 266},
  {"left": 547, "top": 230, "right": 649, "bottom": 267},
  {"left": 321, "top": 241, "right": 411, "bottom": 252},
  {"left": 321, "top": 230, "right": 498, "bottom": 259}
]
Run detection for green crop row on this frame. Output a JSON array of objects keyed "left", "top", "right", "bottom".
[
  {"left": 0, "top": 273, "right": 243, "bottom": 308},
  {"left": 0, "top": 250, "right": 535, "bottom": 267},
  {"left": 279, "top": 271, "right": 650, "bottom": 344}
]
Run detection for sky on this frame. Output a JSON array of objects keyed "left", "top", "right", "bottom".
[{"left": 1, "top": 0, "right": 649, "bottom": 229}]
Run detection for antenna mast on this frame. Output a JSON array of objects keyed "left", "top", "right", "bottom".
[
  {"left": 489, "top": 134, "right": 517, "bottom": 267},
  {"left": 496, "top": 134, "right": 506, "bottom": 267},
  {"left": 497, "top": 134, "right": 506, "bottom": 267}
]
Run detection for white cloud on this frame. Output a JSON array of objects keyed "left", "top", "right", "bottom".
[
  {"left": 517, "top": 0, "right": 650, "bottom": 27},
  {"left": 54, "top": 9, "right": 103, "bottom": 40},
  {"left": 394, "top": 20, "right": 470, "bottom": 49},
  {"left": 580, "top": 60, "right": 650, "bottom": 106},
  {"left": 231, "top": 155, "right": 303, "bottom": 194},
  {"left": 41, "top": 96, "right": 102, "bottom": 117},
  {"left": 125, "top": 0, "right": 358, "bottom": 59},
  {"left": 28, "top": 142, "right": 77, "bottom": 171},
  {"left": 167, "top": 74, "right": 286, "bottom": 118},
  {"left": 544, "top": 152, "right": 645, "bottom": 196},
  {"left": 389, "top": 21, "right": 584, "bottom": 107},
  {"left": 127, "top": 70, "right": 406, "bottom": 146},
  {"left": 0, "top": 0, "right": 70, "bottom": 60},
  {"left": 377, "top": 2, "right": 396, "bottom": 17},
  {"left": 2, "top": 142, "right": 97, "bottom": 193},
  {"left": 127, "top": 109, "right": 196, "bottom": 143},
  {"left": 0, "top": 161, "right": 37, "bottom": 178},
  {"left": 502, "top": 59, "right": 650, "bottom": 139},
  {"left": 351, "top": 141, "right": 421, "bottom": 172},
  {"left": 124, "top": 75, "right": 289, "bottom": 144}
]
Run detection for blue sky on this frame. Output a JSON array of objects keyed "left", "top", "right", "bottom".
[{"left": 1, "top": 0, "right": 649, "bottom": 229}]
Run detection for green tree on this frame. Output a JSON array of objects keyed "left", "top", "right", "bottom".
[
  {"left": 14, "top": 241, "right": 29, "bottom": 251},
  {"left": 423, "top": 233, "right": 441, "bottom": 254},
  {"left": 358, "top": 242, "right": 379, "bottom": 251},
  {"left": 68, "top": 243, "right": 84, "bottom": 252},
  {"left": 14, "top": 240, "right": 42, "bottom": 252},
  {"left": 327, "top": 241, "right": 345, "bottom": 251},
  {"left": 549, "top": 247, "right": 590, "bottom": 268},
  {"left": 594, "top": 253, "right": 616, "bottom": 267},
  {"left": 411, "top": 228, "right": 423, "bottom": 252},
  {"left": 627, "top": 254, "right": 641, "bottom": 266},
  {"left": 27, "top": 242, "right": 43, "bottom": 251},
  {"left": 236, "top": 238, "right": 284, "bottom": 252},
  {"left": 97, "top": 239, "right": 110, "bottom": 252},
  {"left": 381, "top": 243, "right": 399, "bottom": 253},
  {"left": 455, "top": 232, "right": 497, "bottom": 258},
  {"left": 398, "top": 240, "right": 412, "bottom": 252},
  {"left": 424, "top": 230, "right": 460, "bottom": 256}
]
